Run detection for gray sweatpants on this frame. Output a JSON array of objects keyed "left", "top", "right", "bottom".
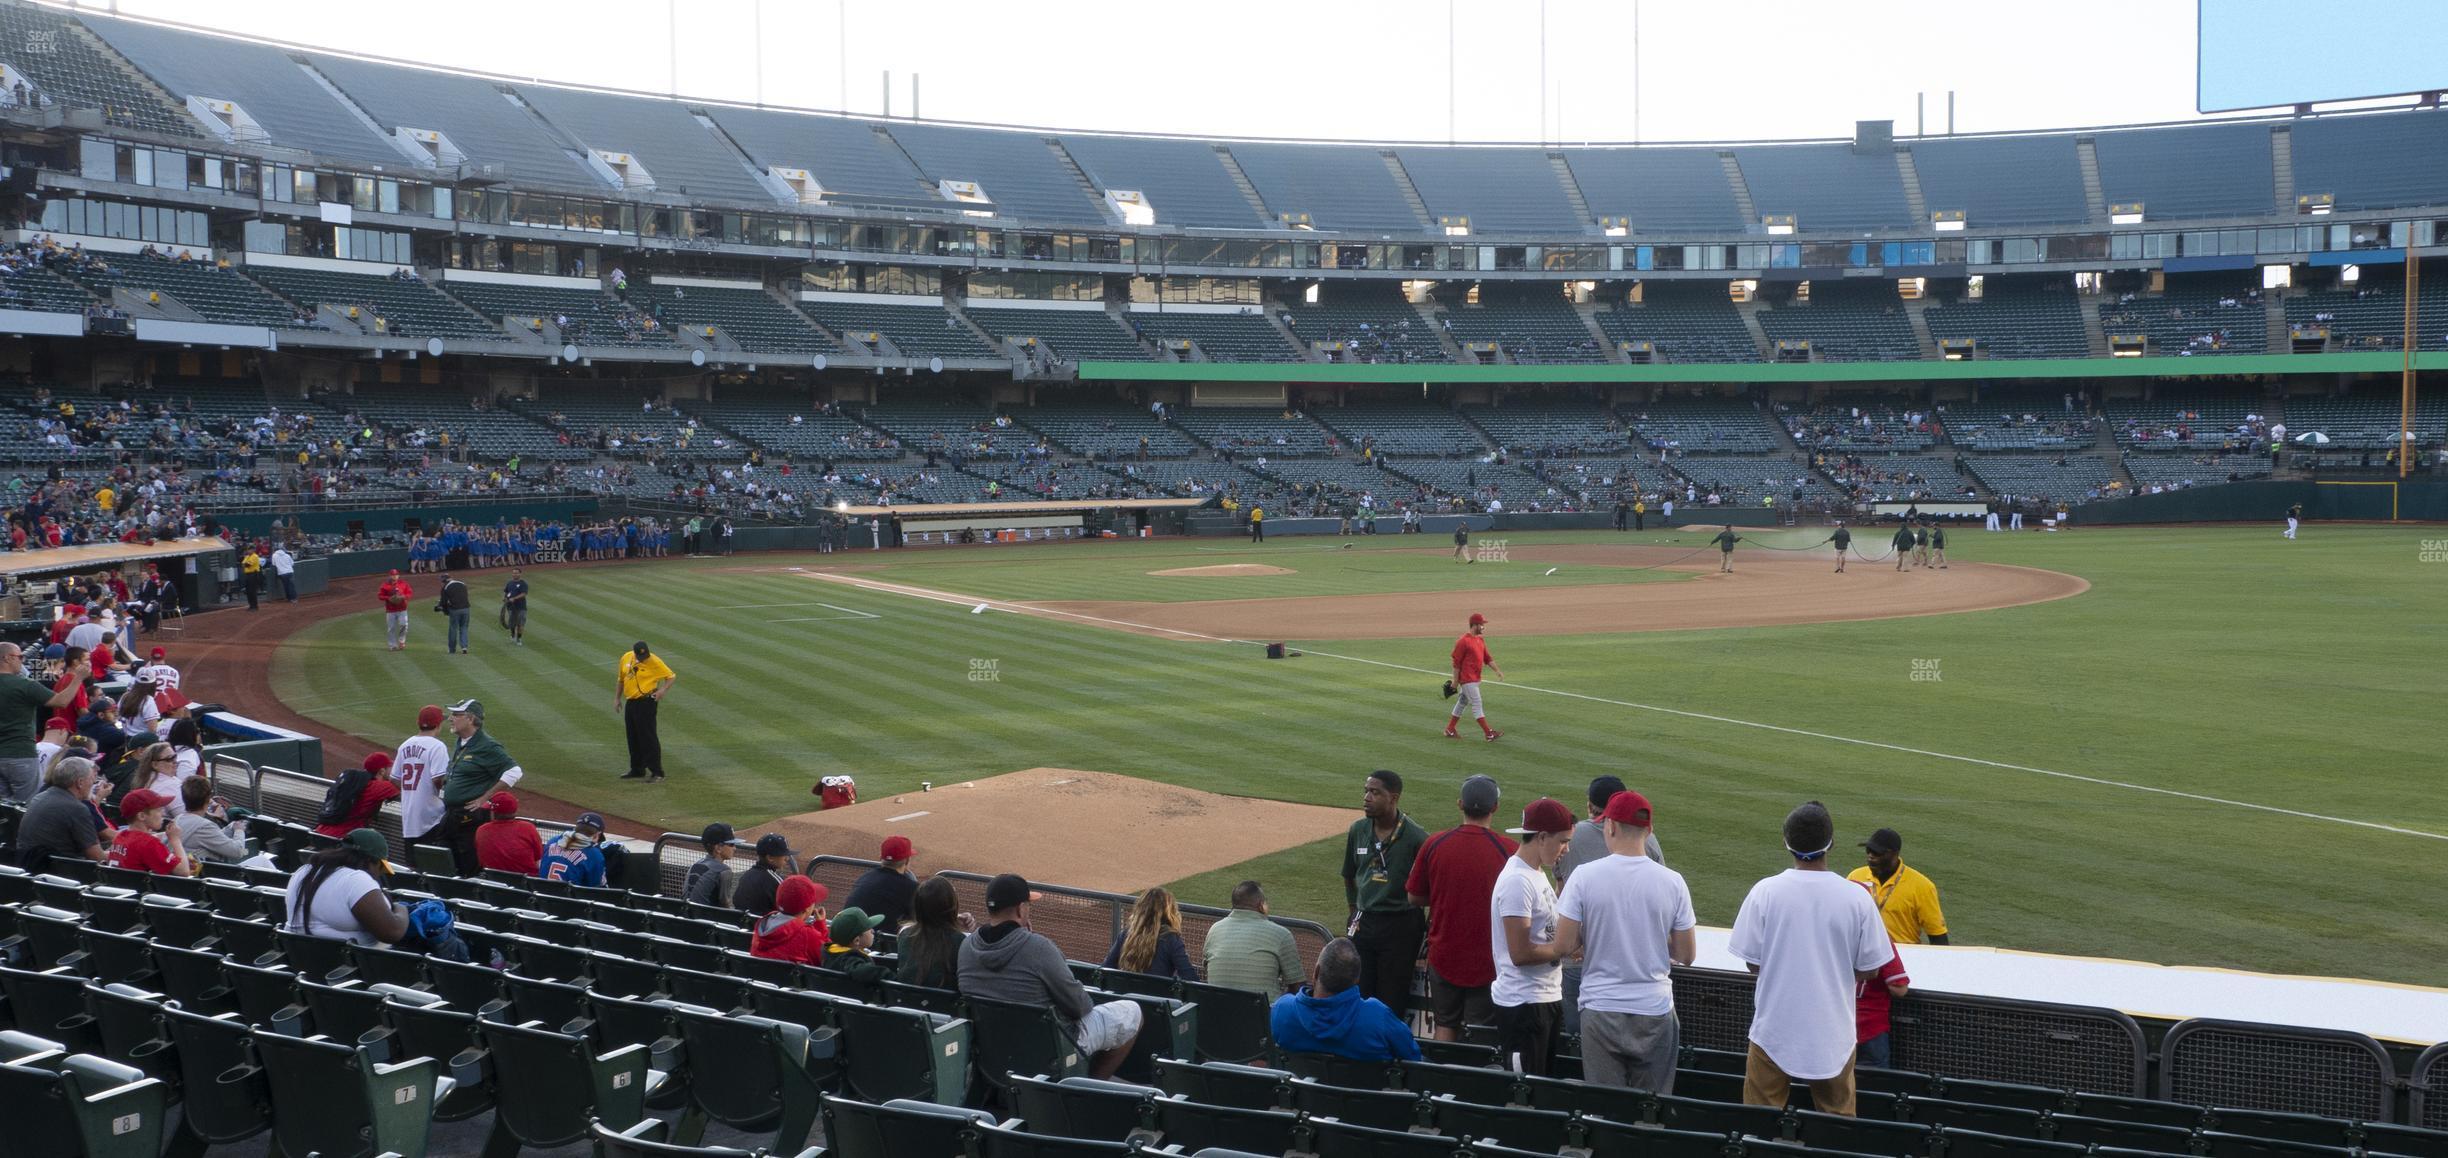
[
  {"left": 387, "top": 611, "right": 411, "bottom": 648},
  {"left": 0, "top": 756, "right": 40, "bottom": 803},
  {"left": 1580, "top": 1008, "right": 1680, "bottom": 1095}
]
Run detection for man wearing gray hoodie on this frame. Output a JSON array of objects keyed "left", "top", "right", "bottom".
[{"left": 958, "top": 873, "right": 1142, "bottom": 1079}]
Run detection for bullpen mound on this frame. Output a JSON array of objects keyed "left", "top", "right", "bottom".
[{"left": 1148, "top": 564, "right": 1296, "bottom": 578}]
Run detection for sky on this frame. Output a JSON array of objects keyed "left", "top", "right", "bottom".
[{"left": 84, "top": 0, "right": 2232, "bottom": 144}]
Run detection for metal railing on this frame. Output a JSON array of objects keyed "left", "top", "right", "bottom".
[
  {"left": 2161, "top": 1017, "right": 2398, "bottom": 1123},
  {"left": 2414, "top": 1042, "right": 2448, "bottom": 1131},
  {"left": 934, "top": 870, "right": 1334, "bottom": 974}
]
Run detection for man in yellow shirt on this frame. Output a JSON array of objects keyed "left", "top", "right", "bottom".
[
  {"left": 95, "top": 485, "right": 114, "bottom": 514},
  {"left": 1847, "top": 828, "right": 1949, "bottom": 944},
  {"left": 616, "top": 641, "right": 677, "bottom": 782},
  {"left": 238, "top": 547, "right": 264, "bottom": 612}
]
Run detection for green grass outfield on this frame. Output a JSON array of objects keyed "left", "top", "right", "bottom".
[{"left": 271, "top": 526, "right": 2448, "bottom": 986}]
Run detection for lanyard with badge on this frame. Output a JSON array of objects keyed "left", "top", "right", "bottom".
[{"left": 1350, "top": 813, "right": 1409, "bottom": 934}]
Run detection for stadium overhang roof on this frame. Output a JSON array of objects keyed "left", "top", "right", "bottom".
[{"left": 1079, "top": 351, "right": 2448, "bottom": 385}]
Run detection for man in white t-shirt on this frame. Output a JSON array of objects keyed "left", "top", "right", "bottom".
[
  {"left": 1554, "top": 790, "right": 1695, "bottom": 1094},
  {"left": 1727, "top": 800, "right": 1894, "bottom": 1117},
  {"left": 271, "top": 546, "right": 297, "bottom": 602},
  {"left": 1489, "top": 797, "right": 1575, "bottom": 1075},
  {"left": 392, "top": 704, "right": 453, "bottom": 850}
]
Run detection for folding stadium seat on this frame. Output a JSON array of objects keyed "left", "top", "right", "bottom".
[
  {"left": 1104, "top": 990, "right": 1197, "bottom": 1085},
  {"left": 82, "top": 983, "right": 177, "bottom": 1086},
  {"left": 0, "top": 863, "right": 31, "bottom": 904},
  {"left": 581, "top": 924, "right": 661, "bottom": 963},
  {"left": 1428, "top": 1094, "right": 1580, "bottom": 1152},
  {"left": 1582, "top": 1119, "right": 1752, "bottom": 1158},
  {"left": 744, "top": 979, "right": 838, "bottom": 1035},
  {"left": 1822, "top": 1087, "right": 1903, "bottom": 1122},
  {"left": 1788, "top": 1108, "right": 1939, "bottom": 1154},
  {"left": 340, "top": 941, "right": 432, "bottom": 988},
  {"left": 806, "top": 963, "right": 882, "bottom": 1001},
  {"left": 2201, "top": 1109, "right": 2367, "bottom": 1150},
  {"left": 158, "top": 1002, "right": 276, "bottom": 1149},
  {"left": 2047, "top": 1113, "right": 2197, "bottom": 1154},
  {"left": 667, "top": 1006, "right": 829, "bottom": 1153},
  {"left": 965, "top": 994, "right": 1089, "bottom": 1096},
  {"left": 251, "top": 1029, "right": 453, "bottom": 1158},
  {"left": 828, "top": 997, "right": 972, "bottom": 1105},
  {"left": 205, "top": 913, "right": 278, "bottom": 962},
  {"left": 9, "top": 903, "right": 89, "bottom": 969},
  {"left": 1674, "top": 1067, "right": 1753, "bottom": 1104},
  {"left": 0, "top": 964, "right": 105, "bottom": 1053},
  {"left": 0, "top": 1029, "right": 172, "bottom": 1158},
  {"left": 662, "top": 964, "right": 751, "bottom": 1012},
  {"left": 140, "top": 874, "right": 208, "bottom": 904},
  {"left": 504, "top": 971, "right": 594, "bottom": 1029},
  {"left": 147, "top": 941, "right": 236, "bottom": 1015},
  {"left": 1937, "top": 1128, "right": 2090, "bottom": 1158},
  {"left": 71, "top": 925, "right": 156, "bottom": 985},
  {"left": 820, "top": 1094, "right": 997, "bottom": 1158},
  {"left": 79, "top": 884, "right": 146, "bottom": 932},
  {"left": 1742, "top": 1139, "right": 1895, "bottom": 1158},
  {"left": 1096, "top": 967, "right": 1180, "bottom": 1001},
  {"left": 45, "top": 859, "right": 98, "bottom": 886},
  {"left": 1153, "top": 1057, "right": 1288, "bottom": 1111},
  {"left": 1935, "top": 1077, "right": 2072, "bottom": 1113},
  {"left": 2067, "top": 1092, "right": 2207, "bottom": 1131},
  {"left": 588, "top": 949, "right": 669, "bottom": 1001},
  {"left": 1178, "top": 978, "right": 1274, "bottom": 1064},
  {"left": 2193, "top": 1133, "right": 2360, "bottom": 1158},
  {"left": 1007, "top": 1073, "right": 1159, "bottom": 1141},
  {"left": 373, "top": 988, "right": 494, "bottom": 1126},
  {"left": 219, "top": 957, "right": 308, "bottom": 1034},
  {"left": 1900, "top": 1097, "right": 2052, "bottom": 1138},
  {"left": 2361, "top": 1124, "right": 2448, "bottom": 1158},
  {"left": 1149, "top": 1096, "right": 1307, "bottom": 1154},
  {"left": 722, "top": 948, "right": 803, "bottom": 986},
  {"left": 271, "top": 928, "right": 354, "bottom": 981},
  {"left": 199, "top": 878, "right": 260, "bottom": 916},
  {"left": 881, "top": 978, "right": 964, "bottom": 1015},
  {"left": 1285, "top": 1050, "right": 1400, "bottom": 1091},
  {"left": 296, "top": 975, "right": 393, "bottom": 1043},
  {"left": 1303, "top": 1116, "right": 1461, "bottom": 1158},
  {"left": 1286, "top": 1076, "right": 1426, "bottom": 1131},
  {"left": 1652, "top": 1093, "right": 1792, "bottom": 1140},
  {"left": 423, "top": 956, "right": 508, "bottom": 1011},
  {"left": 475, "top": 1014, "right": 668, "bottom": 1150},
  {"left": 593, "top": 1116, "right": 806, "bottom": 1158},
  {"left": 138, "top": 894, "right": 212, "bottom": 948},
  {"left": 1519, "top": 1072, "right": 1652, "bottom": 1121},
  {"left": 1398, "top": 1058, "right": 1520, "bottom": 1105},
  {"left": 1859, "top": 1064, "right": 1940, "bottom": 1098}
]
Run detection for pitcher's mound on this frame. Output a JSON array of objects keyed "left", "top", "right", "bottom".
[
  {"left": 1148, "top": 563, "right": 1295, "bottom": 578},
  {"left": 771, "top": 767, "right": 1345, "bottom": 893}
]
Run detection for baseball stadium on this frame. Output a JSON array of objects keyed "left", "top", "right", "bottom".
[{"left": 0, "top": 2, "right": 2445, "bottom": 1155}]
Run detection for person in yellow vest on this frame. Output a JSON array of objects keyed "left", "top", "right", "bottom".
[
  {"left": 1632, "top": 499, "right": 1646, "bottom": 531},
  {"left": 1846, "top": 828, "right": 1949, "bottom": 945},
  {"left": 1248, "top": 506, "right": 1264, "bottom": 543}
]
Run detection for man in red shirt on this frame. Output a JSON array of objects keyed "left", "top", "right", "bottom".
[
  {"left": 377, "top": 570, "right": 414, "bottom": 651},
  {"left": 1854, "top": 881, "right": 1912, "bottom": 1069},
  {"left": 1405, "top": 774, "right": 1517, "bottom": 1041},
  {"left": 1445, "top": 613, "right": 1505, "bottom": 741},
  {"left": 472, "top": 791, "right": 544, "bottom": 875}
]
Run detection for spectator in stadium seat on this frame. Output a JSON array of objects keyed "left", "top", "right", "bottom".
[
  {"left": 823, "top": 907, "right": 891, "bottom": 986},
  {"left": 1729, "top": 801, "right": 1894, "bottom": 1117},
  {"left": 962, "top": 872, "right": 1143, "bottom": 1080},
  {"left": 1342, "top": 769, "right": 1428, "bottom": 1020},
  {"left": 174, "top": 775, "right": 251, "bottom": 864},
  {"left": 0, "top": 641, "right": 82, "bottom": 802},
  {"left": 105, "top": 787, "right": 194, "bottom": 876},
  {"left": 284, "top": 829, "right": 410, "bottom": 945},
  {"left": 1407, "top": 774, "right": 1517, "bottom": 1042},
  {"left": 896, "top": 877, "right": 974, "bottom": 991},
  {"left": 684, "top": 822, "right": 742, "bottom": 908},
  {"left": 1204, "top": 880, "right": 1304, "bottom": 1002},
  {"left": 11, "top": 756, "right": 104, "bottom": 873},
  {"left": 1554, "top": 790, "right": 1694, "bottom": 1094},
  {"left": 538, "top": 811, "right": 609, "bottom": 886},
  {"left": 732, "top": 832, "right": 798, "bottom": 916},
  {"left": 1271, "top": 936, "right": 1421, "bottom": 1063},
  {"left": 842, "top": 834, "right": 918, "bottom": 927},
  {"left": 473, "top": 791, "right": 543, "bottom": 875},
  {"left": 1846, "top": 828, "right": 1949, "bottom": 945},
  {"left": 1104, "top": 886, "right": 1199, "bottom": 980},
  {"left": 77, "top": 698, "right": 128, "bottom": 767},
  {"left": 312, "top": 752, "right": 399, "bottom": 838},
  {"left": 750, "top": 875, "right": 830, "bottom": 964}
]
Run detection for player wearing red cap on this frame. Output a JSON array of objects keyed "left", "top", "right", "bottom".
[
  {"left": 377, "top": 571, "right": 415, "bottom": 651},
  {"left": 1446, "top": 613, "right": 1505, "bottom": 741}
]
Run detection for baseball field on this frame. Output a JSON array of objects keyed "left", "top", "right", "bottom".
[{"left": 259, "top": 525, "right": 2448, "bottom": 987}]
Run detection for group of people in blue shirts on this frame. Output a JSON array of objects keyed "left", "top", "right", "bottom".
[{"left": 401, "top": 518, "right": 674, "bottom": 571}]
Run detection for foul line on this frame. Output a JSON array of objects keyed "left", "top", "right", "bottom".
[{"left": 807, "top": 573, "right": 2448, "bottom": 844}]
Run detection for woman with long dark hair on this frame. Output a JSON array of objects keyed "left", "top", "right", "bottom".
[
  {"left": 1105, "top": 886, "right": 1200, "bottom": 980},
  {"left": 285, "top": 829, "right": 409, "bottom": 944},
  {"left": 894, "top": 877, "right": 975, "bottom": 991},
  {"left": 162, "top": 718, "right": 204, "bottom": 815}
]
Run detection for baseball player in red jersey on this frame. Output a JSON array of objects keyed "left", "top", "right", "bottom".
[
  {"left": 1446, "top": 612, "right": 1506, "bottom": 741},
  {"left": 377, "top": 570, "right": 414, "bottom": 651}
]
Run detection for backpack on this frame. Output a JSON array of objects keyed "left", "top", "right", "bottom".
[{"left": 316, "top": 768, "right": 372, "bottom": 826}]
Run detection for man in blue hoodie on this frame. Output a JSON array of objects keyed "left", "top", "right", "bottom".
[{"left": 1270, "top": 937, "right": 1421, "bottom": 1063}]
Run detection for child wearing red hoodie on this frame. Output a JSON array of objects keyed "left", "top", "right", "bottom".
[{"left": 750, "top": 876, "right": 830, "bottom": 964}]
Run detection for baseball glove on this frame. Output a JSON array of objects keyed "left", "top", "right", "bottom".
[{"left": 1441, "top": 679, "right": 1458, "bottom": 699}]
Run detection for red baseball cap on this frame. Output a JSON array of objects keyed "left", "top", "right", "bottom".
[
  {"left": 362, "top": 752, "right": 393, "bottom": 772},
  {"left": 1506, "top": 797, "right": 1575, "bottom": 836},
  {"left": 488, "top": 791, "right": 520, "bottom": 815},
  {"left": 417, "top": 705, "right": 445, "bottom": 729},
  {"left": 880, "top": 835, "right": 913, "bottom": 862},
  {"left": 117, "top": 788, "right": 174, "bottom": 815},
  {"left": 150, "top": 647, "right": 165, "bottom": 658},
  {"left": 44, "top": 715, "right": 73, "bottom": 732},
  {"left": 1601, "top": 790, "right": 1655, "bottom": 828},
  {"left": 1468, "top": 613, "right": 1488, "bottom": 626},
  {"left": 776, "top": 876, "right": 828, "bottom": 915}
]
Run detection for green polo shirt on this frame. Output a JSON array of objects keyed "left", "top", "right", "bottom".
[
  {"left": 1202, "top": 908, "right": 1305, "bottom": 1002},
  {"left": 1342, "top": 813, "right": 1427, "bottom": 914},
  {"left": 441, "top": 728, "right": 517, "bottom": 807}
]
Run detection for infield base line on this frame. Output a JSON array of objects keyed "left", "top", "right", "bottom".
[{"left": 806, "top": 570, "right": 2448, "bottom": 845}]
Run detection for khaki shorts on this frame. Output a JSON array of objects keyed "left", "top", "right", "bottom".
[{"left": 1743, "top": 1041, "right": 1858, "bottom": 1116}]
